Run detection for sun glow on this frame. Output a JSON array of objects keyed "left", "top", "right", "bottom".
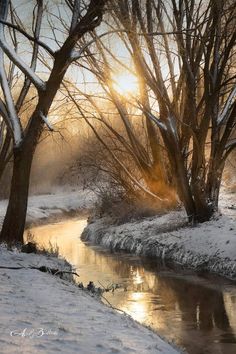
[{"left": 112, "top": 72, "right": 138, "bottom": 95}]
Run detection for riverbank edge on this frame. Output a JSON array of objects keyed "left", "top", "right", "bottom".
[
  {"left": 0, "top": 245, "right": 182, "bottom": 354},
  {"left": 0, "top": 246, "right": 183, "bottom": 354},
  {"left": 81, "top": 209, "right": 236, "bottom": 282}
]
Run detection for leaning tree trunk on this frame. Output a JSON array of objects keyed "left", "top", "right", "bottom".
[
  {"left": 0, "top": 106, "right": 44, "bottom": 244},
  {"left": 0, "top": 0, "right": 106, "bottom": 244},
  {"left": 0, "top": 145, "right": 34, "bottom": 244}
]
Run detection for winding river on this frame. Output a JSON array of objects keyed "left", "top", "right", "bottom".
[{"left": 27, "top": 218, "right": 236, "bottom": 354}]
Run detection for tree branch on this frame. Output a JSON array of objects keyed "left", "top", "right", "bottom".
[
  {"left": 0, "top": 19, "right": 55, "bottom": 57},
  {"left": 0, "top": 37, "right": 46, "bottom": 91}
]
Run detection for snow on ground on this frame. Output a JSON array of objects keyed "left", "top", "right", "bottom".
[
  {"left": 0, "top": 189, "right": 96, "bottom": 226},
  {"left": 0, "top": 246, "right": 179, "bottom": 354},
  {"left": 82, "top": 189, "right": 236, "bottom": 280}
]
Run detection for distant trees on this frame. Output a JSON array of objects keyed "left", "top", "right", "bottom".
[
  {"left": 69, "top": 0, "right": 236, "bottom": 222},
  {"left": 0, "top": 0, "right": 106, "bottom": 243}
]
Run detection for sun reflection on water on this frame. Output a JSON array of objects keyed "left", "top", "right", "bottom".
[
  {"left": 133, "top": 269, "right": 143, "bottom": 285},
  {"left": 123, "top": 291, "right": 148, "bottom": 322}
]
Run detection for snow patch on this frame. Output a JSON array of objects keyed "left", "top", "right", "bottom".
[{"left": 0, "top": 189, "right": 96, "bottom": 226}]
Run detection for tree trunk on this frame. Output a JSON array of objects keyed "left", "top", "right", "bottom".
[
  {"left": 0, "top": 130, "right": 11, "bottom": 182},
  {"left": 174, "top": 163, "right": 196, "bottom": 222},
  {"left": 192, "top": 189, "right": 213, "bottom": 223},
  {"left": 162, "top": 132, "right": 196, "bottom": 221},
  {"left": 207, "top": 163, "right": 225, "bottom": 212},
  {"left": 0, "top": 146, "right": 33, "bottom": 244},
  {"left": 0, "top": 0, "right": 106, "bottom": 245}
]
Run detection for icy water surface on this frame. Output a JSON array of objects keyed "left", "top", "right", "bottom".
[{"left": 27, "top": 219, "right": 236, "bottom": 354}]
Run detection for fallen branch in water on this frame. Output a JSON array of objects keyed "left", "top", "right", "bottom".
[
  {"left": 100, "top": 294, "right": 131, "bottom": 317},
  {"left": 98, "top": 280, "right": 123, "bottom": 292}
]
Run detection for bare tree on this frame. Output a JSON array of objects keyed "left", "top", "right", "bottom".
[
  {"left": 78, "top": 0, "right": 236, "bottom": 223},
  {"left": 61, "top": 29, "right": 176, "bottom": 205},
  {"left": 0, "top": 0, "right": 106, "bottom": 243}
]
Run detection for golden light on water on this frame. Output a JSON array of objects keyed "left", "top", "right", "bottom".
[
  {"left": 125, "top": 292, "right": 148, "bottom": 322},
  {"left": 132, "top": 292, "right": 144, "bottom": 301},
  {"left": 112, "top": 72, "right": 138, "bottom": 95},
  {"left": 133, "top": 269, "right": 143, "bottom": 285}
]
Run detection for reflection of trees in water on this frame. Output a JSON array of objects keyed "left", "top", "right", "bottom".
[
  {"left": 134, "top": 260, "right": 236, "bottom": 336},
  {"left": 79, "top": 245, "right": 145, "bottom": 280},
  {"left": 157, "top": 276, "right": 232, "bottom": 332},
  {"left": 155, "top": 276, "right": 236, "bottom": 354},
  {"left": 224, "top": 293, "right": 236, "bottom": 335},
  {"left": 85, "top": 247, "right": 236, "bottom": 338}
]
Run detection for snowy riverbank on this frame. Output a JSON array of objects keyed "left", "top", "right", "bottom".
[
  {"left": 0, "top": 245, "right": 179, "bottom": 354},
  {"left": 82, "top": 189, "right": 236, "bottom": 280},
  {"left": 0, "top": 191, "right": 180, "bottom": 354}
]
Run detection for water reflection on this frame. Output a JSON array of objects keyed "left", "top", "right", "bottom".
[{"left": 27, "top": 219, "right": 236, "bottom": 354}]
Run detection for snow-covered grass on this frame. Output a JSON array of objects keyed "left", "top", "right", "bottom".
[
  {"left": 82, "top": 189, "right": 236, "bottom": 280},
  {"left": 0, "top": 245, "right": 179, "bottom": 354}
]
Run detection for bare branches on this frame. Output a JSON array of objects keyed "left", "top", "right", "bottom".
[
  {"left": 69, "top": 0, "right": 81, "bottom": 33},
  {"left": 16, "top": 0, "right": 45, "bottom": 110},
  {"left": 0, "top": 0, "right": 23, "bottom": 146},
  {"left": 75, "top": 0, "right": 236, "bottom": 220},
  {"left": 0, "top": 38, "right": 46, "bottom": 91},
  {"left": 0, "top": 19, "right": 55, "bottom": 57},
  {"left": 0, "top": 1, "right": 45, "bottom": 92}
]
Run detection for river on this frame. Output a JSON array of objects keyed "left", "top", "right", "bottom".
[{"left": 26, "top": 218, "right": 236, "bottom": 354}]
